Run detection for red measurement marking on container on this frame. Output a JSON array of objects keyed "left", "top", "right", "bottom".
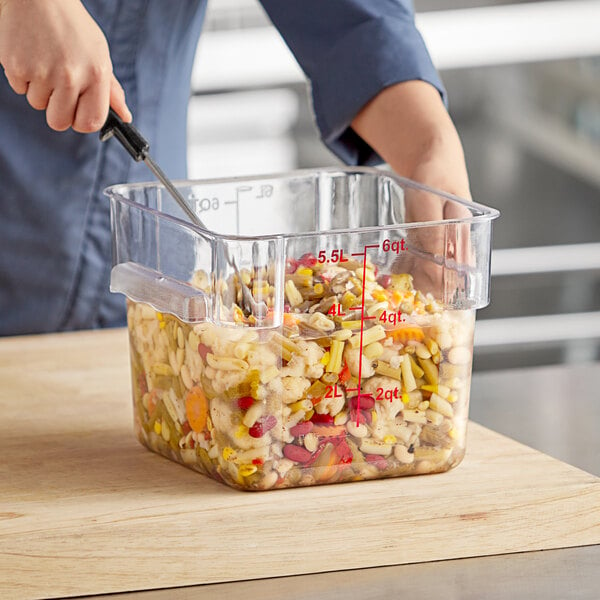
[
  {"left": 324, "top": 384, "right": 343, "bottom": 399},
  {"left": 348, "top": 306, "right": 376, "bottom": 321},
  {"left": 316, "top": 240, "right": 407, "bottom": 426},
  {"left": 327, "top": 303, "right": 346, "bottom": 317},
  {"left": 350, "top": 244, "right": 380, "bottom": 424},
  {"left": 318, "top": 249, "right": 349, "bottom": 264},
  {"left": 382, "top": 239, "right": 406, "bottom": 254},
  {"left": 376, "top": 387, "right": 401, "bottom": 402},
  {"left": 378, "top": 310, "right": 405, "bottom": 326}
]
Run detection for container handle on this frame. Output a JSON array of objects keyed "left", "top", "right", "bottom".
[{"left": 110, "top": 262, "right": 208, "bottom": 323}]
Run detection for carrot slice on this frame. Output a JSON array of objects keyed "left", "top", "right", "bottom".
[
  {"left": 338, "top": 361, "right": 351, "bottom": 383},
  {"left": 283, "top": 313, "right": 300, "bottom": 328},
  {"left": 185, "top": 386, "right": 208, "bottom": 432},
  {"left": 388, "top": 325, "right": 425, "bottom": 344},
  {"left": 311, "top": 424, "right": 346, "bottom": 438}
]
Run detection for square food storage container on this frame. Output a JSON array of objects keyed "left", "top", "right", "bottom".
[{"left": 106, "top": 167, "right": 499, "bottom": 491}]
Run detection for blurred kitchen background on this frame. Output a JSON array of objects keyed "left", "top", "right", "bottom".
[{"left": 187, "top": 0, "right": 600, "bottom": 372}]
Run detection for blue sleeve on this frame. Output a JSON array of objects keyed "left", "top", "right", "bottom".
[{"left": 258, "top": 0, "right": 446, "bottom": 165}]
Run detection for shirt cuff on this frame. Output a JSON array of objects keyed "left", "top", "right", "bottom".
[{"left": 309, "top": 15, "right": 446, "bottom": 166}]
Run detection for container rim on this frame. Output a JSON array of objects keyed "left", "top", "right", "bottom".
[{"left": 104, "top": 166, "right": 500, "bottom": 242}]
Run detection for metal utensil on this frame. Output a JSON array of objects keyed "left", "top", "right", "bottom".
[{"left": 100, "top": 109, "right": 267, "bottom": 319}]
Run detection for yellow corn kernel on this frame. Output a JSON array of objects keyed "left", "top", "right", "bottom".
[
  {"left": 296, "top": 267, "right": 313, "bottom": 276},
  {"left": 447, "top": 392, "right": 458, "bottom": 404},
  {"left": 371, "top": 410, "right": 378, "bottom": 424},
  {"left": 153, "top": 420, "right": 162, "bottom": 435},
  {"left": 364, "top": 341, "right": 384, "bottom": 360},
  {"left": 235, "top": 425, "right": 248, "bottom": 439},
  {"left": 313, "top": 283, "right": 324, "bottom": 296},
  {"left": 448, "top": 428, "right": 458, "bottom": 439},
  {"left": 341, "top": 291, "right": 358, "bottom": 310},
  {"left": 222, "top": 446, "right": 236, "bottom": 461},
  {"left": 156, "top": 312, "right": 164, "bottom": 321},
  {"left": 383, "top": 435, "right": 397, "bottom": 445},
  {"left": 372, "top": 289, "right": 387, "bottom": 302},
  {"left": 320, "top": 352, "right": 330, "bottom": 365},
  {"left": 391, "top": 290, "right": 404, "bottom": 306},
  {"left": 238, "top": 464, "right": 258, "bottom": 477},
  {"left": 402, "top": 392, "right": 410, "bottom": 405},
  {"left": 326, "top": 339, "right": 344, "bottom": 373}
]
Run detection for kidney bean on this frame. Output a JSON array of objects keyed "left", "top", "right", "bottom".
[
  {"left": 285, "top": 258, "right": 299, "bottom": 274},
  {"left": 249, "top": 415, "right": 277, "bottom": 438},
  {"left": 237, "top": 396, "right": 254, "bottom": 411},
  {"left": 311, "top": 413, "right": 335, "bottom": 424},
  {"left": 335, "top": 439, "right": 353, "bottom": 464},
  {"left": 289, "top": 421, "right": 314, "bottom": 437},
  {"left": 377, "top": 274, "right": 391, "bottom": 288},
  {"left": 197, "top": 343, "right": 211, "bottom": 360},
  {"left": 349, "top": 408, "right": 372, "bottom": 425},
  {"left": 283, "top": 444, "right": 313, "bottom": 463},
  {"left": 298, "top": 252, "right": 317, "bottom": 267},
  {"left": 349, "top": 395, "right": 375, "bottom": 410},
  {"left": 365, "top": 454, "right": 388, "bottom": 470}
]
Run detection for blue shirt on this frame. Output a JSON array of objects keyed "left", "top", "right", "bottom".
[{"left": 0, "top": 0, "right": 443, "bottom": 336}]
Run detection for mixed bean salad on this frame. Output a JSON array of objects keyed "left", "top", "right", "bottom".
[{"left": 127, "top": 253, "right": 475, "bottom": 490}]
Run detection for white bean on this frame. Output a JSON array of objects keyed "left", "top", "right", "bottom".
[{"left": 394, "top": 445, "right": 415, "bottom": 464}]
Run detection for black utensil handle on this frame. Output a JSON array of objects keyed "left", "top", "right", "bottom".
[{"left": 100, "top": 108, "right": 149, "bottom": 162}]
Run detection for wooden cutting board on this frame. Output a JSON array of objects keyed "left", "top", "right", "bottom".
[{"left": 1, "top": 329, "right": 599, "bottom": 600}]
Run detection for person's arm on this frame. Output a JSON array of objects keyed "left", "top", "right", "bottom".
[
  {"left": 352, "top": 80, "right": 472, "bottom": 295},
  {"left": 351, "top": 80, "right": 470, "bottom": 201},
  {"left": 0, "top": 0, "right": 130, "bottom": 132},
  {"left": 258, "top": 0, "right": 469, "bottom": 200}
]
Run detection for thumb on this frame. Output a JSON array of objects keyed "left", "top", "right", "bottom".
[{"left": 109, "top": 74, "right": 132, "bottom": 122}]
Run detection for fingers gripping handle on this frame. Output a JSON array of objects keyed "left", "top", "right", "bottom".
[{"left": 100, "top": 108, "right": 149, "bottom": 162}]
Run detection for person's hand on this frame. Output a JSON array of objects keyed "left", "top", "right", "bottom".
[
  {"left": 0, "top": 0, "right": 131, "bottom": 132},
  {"left": 352, "top": 80, "right": 472, "bottom": 297}
]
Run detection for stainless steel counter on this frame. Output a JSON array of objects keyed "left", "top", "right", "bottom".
[
  {"left": 471, "top": 362, "right": 600, "bottom": 476},
  {"left": 106, "top": 546, "right": 600, "bottom": 600},
  {"left": 101, "top": 362, "right": 600, "bottom": 600}
]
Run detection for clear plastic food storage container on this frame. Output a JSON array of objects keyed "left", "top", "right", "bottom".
[{"left": 107, "top": 167, "right": 498, "bottom": 491}]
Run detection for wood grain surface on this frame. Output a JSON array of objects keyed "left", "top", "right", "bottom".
[{"left": 1, "top": 329, "right": 599, "bottom": 600}]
